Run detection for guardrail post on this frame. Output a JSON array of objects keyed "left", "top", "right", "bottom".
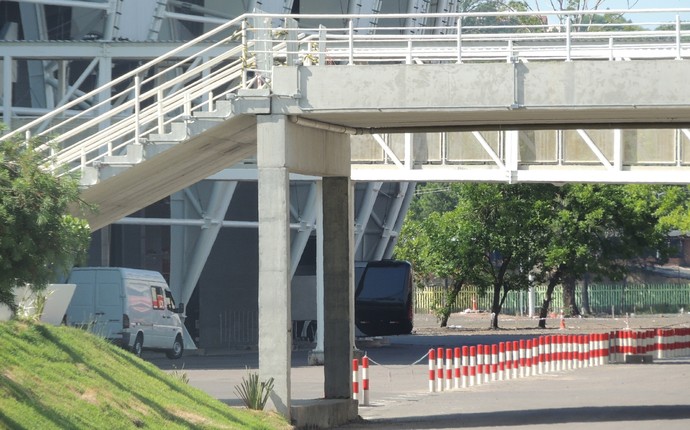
[
  {"left": 456, "top": 17, "right": 463, "bottom": 64},
  {"left": 241, "top": 19, "right": 247, "bottom": 88},
  {"left": 676, "top": 15, "right": 682, "bottom": 60},
  {"left": 134, "top": 73, "right": 141, "bottom": 145},
  {"left": 348, "top": 19, "right": 354, "bottom": 65},
  {"left": 157, "top": 88, "right": 164, "bottom": 134},
  {"left": 319, "top": 25, "right": 327, "bottom": 66},
  {"left": 565, "top": 16, "right": 572, "bottom": 61},
  {"left": 286, "top": 16, "right": 299, "bottom": 66},
  {"left": 254, "top": 15, "right": 272, "bottom": 87}
]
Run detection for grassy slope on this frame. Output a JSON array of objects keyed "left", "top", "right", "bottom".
[{"left": 0, "top": 322, "right": 291, "bottom": 429}]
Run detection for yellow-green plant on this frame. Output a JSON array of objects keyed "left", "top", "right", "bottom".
[{"left": 234, "top": 371, "right": 274, "bottom": 410}]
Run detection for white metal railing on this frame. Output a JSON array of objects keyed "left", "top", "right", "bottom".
[{"left": 2, "top": 9, "right": 689, "bottom": 180}]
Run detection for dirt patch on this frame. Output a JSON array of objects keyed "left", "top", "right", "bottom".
[{"left": 413, "top": 311, "right": 690, "bottom": 336}]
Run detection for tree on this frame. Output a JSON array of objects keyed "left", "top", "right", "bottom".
[
  {"left": 534, "top": 184, "right": 671, "bottom": 327},
  {"left": 657, "top": 185, "right": 690, "bottom": 232},
  {"left": 457, "top": 1, "right": 543, "bottom": 32},
  {"left": 459, "top": 183, "right": 553, "bottom": 328},
  {"left": 530, "top": 0, "right": 642, "bottom": 30},
  {"left": 396, "top": 184, "right": 482, "bottom": 326},
  {"left": 397, "top": 182, "right": 553, "bottom": 329},
  {"left": 0, "top": 131, "right": 91, "bottom": 313}
]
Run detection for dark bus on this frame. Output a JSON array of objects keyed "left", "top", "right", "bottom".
[{"left": 355, "top": 260, "right": 414, "bottom": 337}]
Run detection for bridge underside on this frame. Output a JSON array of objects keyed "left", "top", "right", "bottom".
[{"left": 78, "top": 115, "right": 257, "bottom": 231}]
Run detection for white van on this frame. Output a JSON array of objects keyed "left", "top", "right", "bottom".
[{"left": 65, "top": 267, "right": 185, "bottom": 359}]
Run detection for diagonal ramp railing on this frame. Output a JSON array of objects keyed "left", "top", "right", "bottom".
[{"left": 0, "top": 13, "right": 304, "bottom": 183}]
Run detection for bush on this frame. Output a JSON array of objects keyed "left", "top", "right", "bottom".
[{"left": 234, "top": 371, "right": 274, "bottom": 410}]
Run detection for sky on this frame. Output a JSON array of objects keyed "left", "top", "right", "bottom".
[{"left": 525, "top": 0, "right": 690, "bottom": 25}]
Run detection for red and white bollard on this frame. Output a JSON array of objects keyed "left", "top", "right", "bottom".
[
  {"left": 537, "top": 336, "right": 545, "bottom": 374},
  {"left": 503, "top": 341, "right": 513, "bottom": 380},
  {"left": 491, "top": 344, "right": 498, "bottom": 382},
  {"left": 469, "top": 346, "right": 477, "bottom": 387},
  {"left": 483, "top": 345, "right": 491, "bottom": 384},
  {"left": 454, "top": 347, "right": 461, "bottom": 390},
  {"left": 476, "top": 345, "right": 484, "bottom": 386},
  {"left": 461, "top": 346, "right": 469, "bottom": 388},
  {"left": 361, "top": 356, "right": 370, "bottom": 406},
  {"left": 437, "top": 347, "right": 444, "bottom": 392},
  {"left": 428, "top": 348, "right": 436, "bottom": 392},
  {"left": 518, "top": 340, "right": 526, "bottom": 378},
  {"left": 445, "top": 348, "right": 453, "bottom": 391},
  {"left": 352, "top": 359, "right": 359, "bottom": 401},
  {"left": 524, "top": 339, "right": 532, "bottom": 377},
  {"left": 601, "top": 332, "right": 610, "bottom": 365},
  {"left": 498, "top": 342, "right": 506, "bottom": 381},
  {"left": 512, "top": 340, "right": 520, "bottom": 379}
]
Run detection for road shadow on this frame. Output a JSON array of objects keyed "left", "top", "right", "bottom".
[{"left": 343, "top": 405, "right": 690, "bottom": 428}]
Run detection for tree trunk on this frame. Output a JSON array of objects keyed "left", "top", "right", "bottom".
[
  {"left": 439, "top": 278, "right": 464, "bottom": 327},
  {"left": 538, "top": 266, "right": 563, "bottom": 329},
  {"left": 581, "top": 272, "right": 591, "bottom": 315},
  {"left": 562, "top": 275, "right": 581, "bottom": 317},
  {"left": 489, "top": 283, "right": 502, "bottom": 329},
  {"left": 538, "top": 280, "right": 557, "bottom": 328}
]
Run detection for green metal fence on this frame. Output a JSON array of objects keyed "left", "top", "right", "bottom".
[{"left": 415, "top": 284, "right": 690, "bottom": 315}]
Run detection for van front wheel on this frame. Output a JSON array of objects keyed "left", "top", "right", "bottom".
[
  {"left": 166, "top": 335, "right": 184, "bottom": 359},
  {"left": 132, "top": 334, "right": 143, "bottom": 357}
]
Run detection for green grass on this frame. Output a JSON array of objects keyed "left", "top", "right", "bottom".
[{"left": 0, "top": 321, "right": 292, "bottom": 429}]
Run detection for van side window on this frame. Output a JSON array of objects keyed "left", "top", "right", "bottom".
[
  {"left": 165, "top": 290, "right": 176, "bottom": 311},
  {"left": 151, "top": 286, "right": 165, "bottom": 310}
]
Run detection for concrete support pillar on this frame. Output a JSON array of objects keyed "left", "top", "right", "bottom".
[
  {"left": 257, "top": 113, "right": 351, "bottom": 420},
  {"left": 322, "top": 176, "right": 355, "bottom": 399},
  {"left": 257, "top": 115, "right": 292, "bottom": 418}
]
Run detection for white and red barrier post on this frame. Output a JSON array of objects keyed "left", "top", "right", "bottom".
[
  {"left": 461, "top": 346, "right": 469, "bottom": 388},
  {"left": 352, "top": 359, "right": 359, "bottom": 401},
  {"left": 483, "top": 344, "right": 491, "bottom": 383},
  {"left": 445, "top": 348, "right": 453, "bottom": 391},
  {"left": 454, "top": 347, "right": 461, "bottom": 390},
  {"left": 476, "top": 345, "right": 484, "bottom": 386},
  {"left": 428, "top": 348, "right": 435, "bottom": 392},
  {"left": 503, "top": 341, "right": 513, "bottom": 380},
  {"left": 361, "top": 356, "right": 370, "bottom": 405},
  {"left": 469, "top": 346, "right": 477, "bottom": 386},
  {"left": 436, "top": 347, "right": 444, "bottom": 391}
]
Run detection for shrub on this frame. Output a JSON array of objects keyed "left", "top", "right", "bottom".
[{"left": 234, "top": 371, "right": 274, "bottom": 410}]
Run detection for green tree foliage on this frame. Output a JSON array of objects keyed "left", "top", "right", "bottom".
[
  {"left": 397, "top": 183, "right": 554, "bottom": 329},
  {"left": 458, "top": 1, "right": 543, "bottom": 32},
  {"left": 399, "top": 181, "right": 675, "bottom": 329},
  {"left": 657, "top": 186, "right": 690, "bottom": 232},
  {"left": 533, "top": 184, "right": 670, "bottom": 325},
  {"left": 531, "top": 0, "right": 643, "bottom": 31},
  {"left": 0, "top": 131, "right": 91, "bottom": 312}
]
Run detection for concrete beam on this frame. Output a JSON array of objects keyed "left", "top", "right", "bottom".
[{"left": 273, "top": 60, "right": 690, "bottom": 130}]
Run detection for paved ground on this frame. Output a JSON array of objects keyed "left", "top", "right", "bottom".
[
  {"left": 150, "top": 312, "right": 690, "bottom": 429},
  {"left": 340, "top": 357, "right": 690, "bottom": 429}
]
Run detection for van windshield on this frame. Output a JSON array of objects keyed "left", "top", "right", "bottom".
[{"left": 357, "top": 265, "right": 408, "bottom": 300}]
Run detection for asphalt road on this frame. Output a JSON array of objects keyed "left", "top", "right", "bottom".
[{"left": 148, "top": 313, "right": 690, "bottom": 429}]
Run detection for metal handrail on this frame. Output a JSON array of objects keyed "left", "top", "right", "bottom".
[{"left": 2, "top": 9, "right": 689, "bottom": 179}]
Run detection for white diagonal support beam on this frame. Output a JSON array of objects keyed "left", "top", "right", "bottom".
[
  {"left": 372, "top": 133, "right": 404, "bottom": 168},
  {"left": 577, "top": 129, "right": 613, "bottom": 169}
]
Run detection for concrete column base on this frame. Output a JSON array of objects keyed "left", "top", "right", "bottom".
[
  {"left": 308, "top": 349, "right": 324, "bottom": 366},
  {"left": 291, "top": 399, "right": 359, "bottom": 429}
]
